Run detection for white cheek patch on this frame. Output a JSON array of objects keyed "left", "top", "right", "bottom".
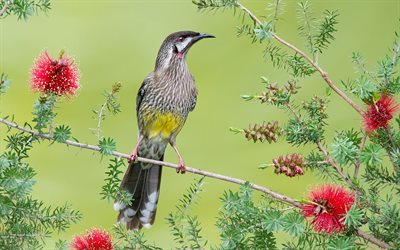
[{"left": 175, "top": 37, "right": 193, "bottom": 52}]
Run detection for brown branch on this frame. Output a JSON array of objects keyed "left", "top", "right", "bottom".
[
  {"left": 0, "top": 0, "right": 11, "bottom": 17},
  {"left": 0, "top": 117, "right": 391, "bottom": 249},
  {"left": 235, "top": 0, "right": 363, "bottom": 115},
  {"left": 356, "top": 229, "right": 391, "bottom": 250},
  {"left": 0, "top": 117, "right": 299, "bottom": 207}
]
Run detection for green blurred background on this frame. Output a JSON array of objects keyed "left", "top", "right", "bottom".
[{"left": 1, "top": 0, "right": 399, "bottom": 248}]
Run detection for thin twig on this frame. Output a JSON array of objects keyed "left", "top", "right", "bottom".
[
  {"left": 298, "top": 2, "right": 316, "bottom": 61},
  {"left": 352, "top": 54, "right": 379, "bottom": 83},
  {"left": 96, "top": 95, "right": 111, "bottom": 141},
  {"left": 285, "top": 102, "right": 301, "bottom": 121},
  {"left": 316, "top": 141, "right": 353, "bottom": 186},
  {"left": 385, "top": 126, "right": 396, "bottom": 150},
  {"left": 0, "top": 0, "right": 11, "bottom": 17},
  {"left": 392, "top": 42, "right": 400, "bottom": 66},
  {"left": 95, "top": 82, "right": 121, "bottom": 141},
  {"left": 0, "top": 117, "right": 390, "bottom": 249},
  {"left": 271, "top": 0, "right": 282, "bottom": 32},
  {"left": 48, "top": 101, "right": 56, "bottom": 137},
  {"left": 354, "top": 133, "right": 367, "bottom": 179},
  {"left": 384, "top": 126, "right": 399, "bottom": 172},
  {"left": 235, "top": 1, "right": 363, "bottom": 115}
]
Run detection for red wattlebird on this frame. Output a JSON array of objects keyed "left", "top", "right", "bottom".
[{"left": 114, "top": 31, "right": 214, "bottom": 229}]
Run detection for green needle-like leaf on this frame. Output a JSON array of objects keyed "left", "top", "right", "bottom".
[
  {"left": 98, "top": 137, "right": 116, "bottom": 155},
  {"left": 53, "top": 125, "right": 71, "bottom": 143},
  {"left": 263, "top": 210, "right": 283, "bottom": 231},
  {"left": 282, "top": 212, "right": 305, "bottom": 236}
]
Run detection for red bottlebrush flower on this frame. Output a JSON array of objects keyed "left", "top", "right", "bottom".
[
  {"left": 302, "top": 184, "right": 355, "bottom": 234},
  {"left": 71, "top": 228, "right": 113, "bottom": 250},
  {"left": 273, "top": 153, "right": 305, "bottom": 177},
  {"left": 30, "top": 50, "right": 80, "bottom": 96},
  {"left": 363, "top": 95, "right": 398, "bottom": 132}
]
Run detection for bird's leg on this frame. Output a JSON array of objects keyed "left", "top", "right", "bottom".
[
  {"left": 128, "top": 135, "right": 143, "bottom": 163},
  {"left": 170, "top": 141, "right": 186, "bottom": 174}
]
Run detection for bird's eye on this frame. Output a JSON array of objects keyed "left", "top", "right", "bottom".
[{"left": 177, "top": 36, "right": 184, "bottom": 42}]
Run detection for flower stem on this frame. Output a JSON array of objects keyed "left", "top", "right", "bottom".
[{"left": 96, "top": 95, "right": 111, "bottom": 142}]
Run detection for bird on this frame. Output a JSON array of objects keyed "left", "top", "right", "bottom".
[{"left": 114, "top": 31, "right": 215, "bottom": 230}]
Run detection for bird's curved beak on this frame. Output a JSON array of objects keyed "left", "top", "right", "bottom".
[
  {"left": 192, "top": 33, "right": 215, "bottom": 44},
  {"left": 180, "top": 32, "right": 215, "bottom": 56},
  {"left": 198, "top": 33, "right": 216, "bottom": 39}
]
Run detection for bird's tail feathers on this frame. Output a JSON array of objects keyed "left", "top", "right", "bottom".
[{"left": 115, "top": 143, "right": 164, "bottom": 230}]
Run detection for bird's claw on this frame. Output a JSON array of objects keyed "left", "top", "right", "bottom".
[
  {"left": 176, "top": 160, "right": 186, "bottom": 174},
  {"left": 128, "top": 153, "right": 138, "bottom": 164}
]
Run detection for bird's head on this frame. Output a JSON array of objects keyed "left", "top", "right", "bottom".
[{"left": 155, "top": 31, "right": 215, "bottom": 70}]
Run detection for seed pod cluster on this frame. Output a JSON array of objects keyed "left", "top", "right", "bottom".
[
  {"left": 273, "top": 153, "right": 305, "bottom": 177},
  {"left": 258, "top": 83, "right": 281, "bottom": 104},
  {"left": 284, "top": 79, "right": 299, "bottom": 95},
  {"left": 244, "top": 121, "right": 280, "bottom": 143}
]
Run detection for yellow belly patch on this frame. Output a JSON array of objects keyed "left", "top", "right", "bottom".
[{"left": 144, "top": 112, "right": 183, "bottom": 139}]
